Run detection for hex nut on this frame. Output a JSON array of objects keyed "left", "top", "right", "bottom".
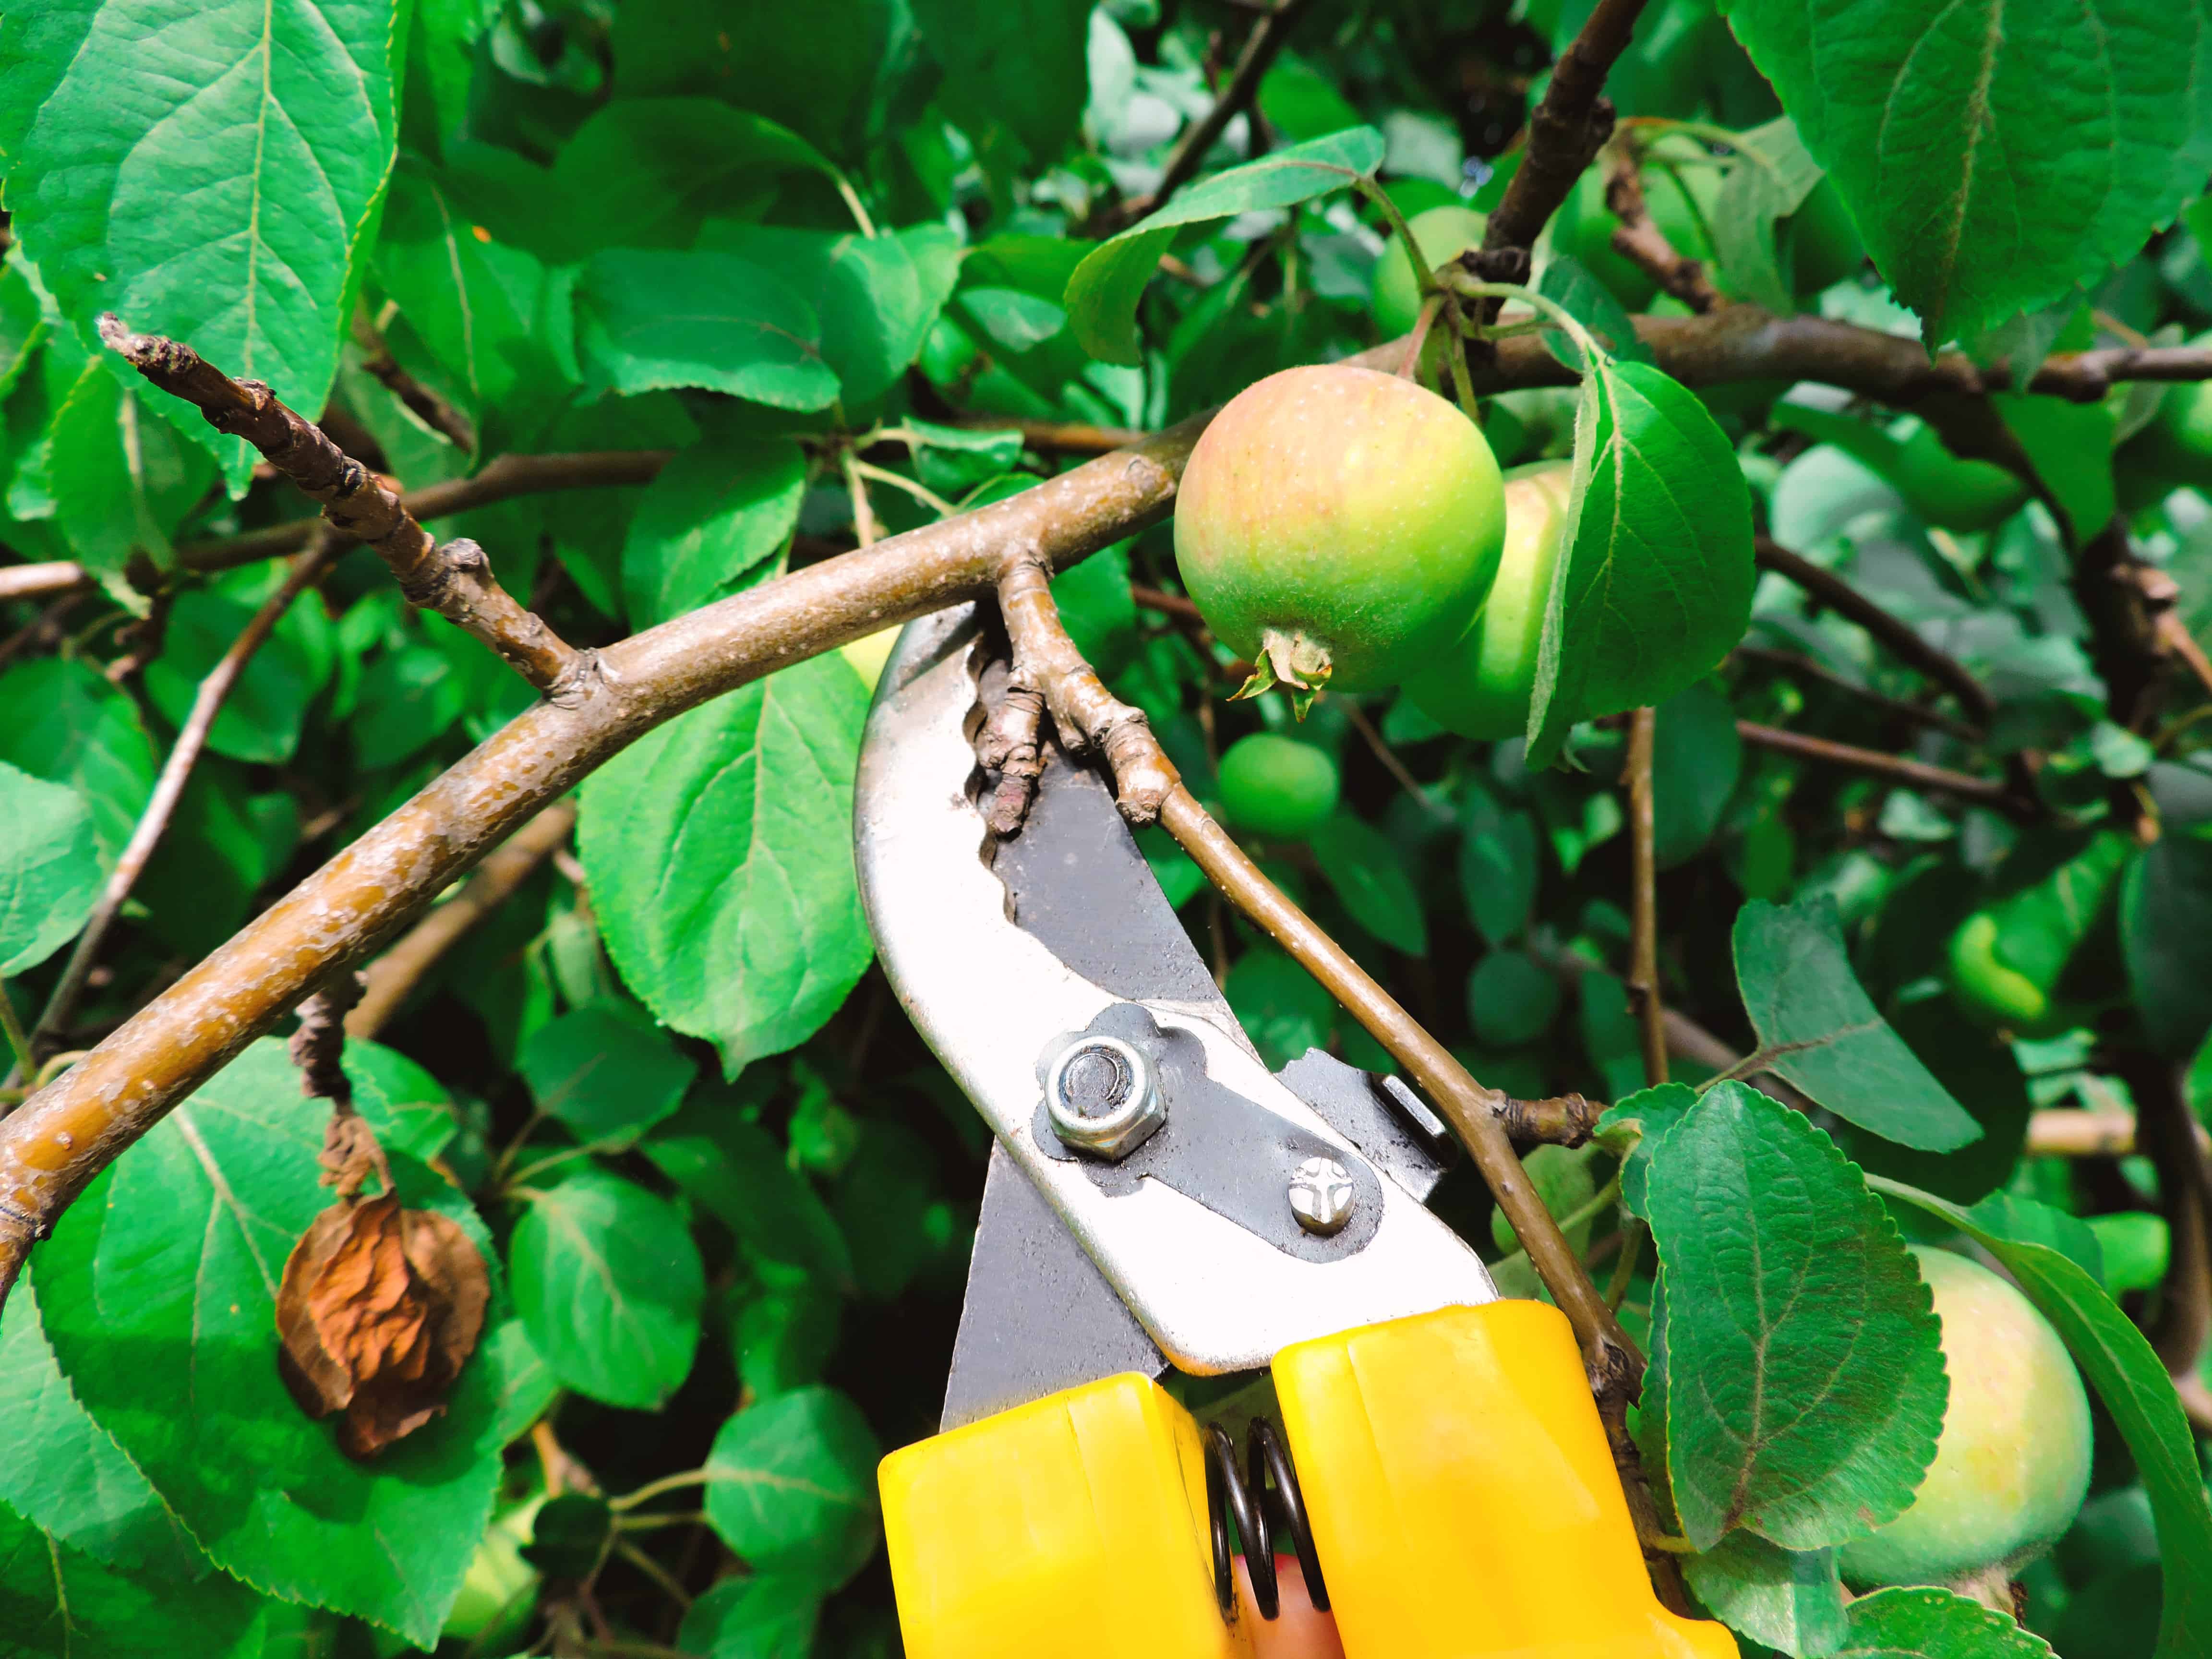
[
  {"left": 1045, "top": 1035, "right": 1165, "bottom": 1161},
  {"left": 1287, "top": 1156, "right": 1356, "bottom": 1236}
]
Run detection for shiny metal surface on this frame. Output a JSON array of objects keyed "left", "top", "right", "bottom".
[
  {"left": 854, "top": 605, "right": 1495, "bottom": 1375},
  {"left": 1043, "top": 1034, "right": 1165, "bottom": 1159},
  {"left": 1288, "top": 1156, "right": 1357, "bottom": 1237}
]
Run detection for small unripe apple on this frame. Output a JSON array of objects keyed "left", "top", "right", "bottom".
[
  {"left": 1399, "top": 461, "right": 1574, "bottom": 740},
  {"left": 1174, "top": 365, "right": 1506, "bottom": 699},
  {"left": 1838, "top": 1246, "right": 2092, "bottom": 1604},
  {"left": 1218, "top": 733, "right": 1340, "bottom": 839},
  {"left": 1372, "top": 204, "right": 1489, "bottom": 338}
]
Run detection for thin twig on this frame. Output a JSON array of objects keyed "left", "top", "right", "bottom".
[
  {"left": 348, "top": 800, "right": 578, "bottom": 1040},
  {"left": 2027, "top": 1108, "right": 2212, "bottom": 1158},
  {"left": 941, "top": 416, "right": 1147, "bottom": 455},
  {"left": 1624, "top": 708, "right": 1668, "bottom": 1087},
  {"left": 353, "top": 308, "right": 476, "bottom": 452},
  {"left": 26, "top": 532, "right": 347, "bottom": 1059},
  {"left": 1753, "top": 538, "right": 1995, "bottom": 728},
  {"left": 2109, "top": 1053, "right": 2212, "bottom": 1386},
  {"left": 1481, "top": 0, "right": 1651, "bottom": 255},
  {"left": 98, "top": 315, "right": 584, "bottom": 695},
  {"left": 1125, "top": 0, "right": 1317, "bottom": 221},
  {"left": 1339, "top": 697, "right": 1441, "bottom": 808},
  {"left": 1130, "top": 583, "right": 1206, "bottom": 625},
  {"left": 1602, "top": 142, "right": 1721, "bottom": 313},
  {"left": 1736, "top": 721, "right": 2013, "bottom": 806}
]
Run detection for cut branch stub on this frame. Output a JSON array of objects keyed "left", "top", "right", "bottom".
[{"left": 96, "top": 314, "right": 583, "bottom": 697}]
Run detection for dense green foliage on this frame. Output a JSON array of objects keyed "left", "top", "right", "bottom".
[{"left": 3, "top": 1, "right": 2212, "bottom": 1657}]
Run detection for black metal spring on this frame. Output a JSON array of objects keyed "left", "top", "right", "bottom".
[{"left": 1201, "top": 1416, "right": 1329, "bottom": 1622}]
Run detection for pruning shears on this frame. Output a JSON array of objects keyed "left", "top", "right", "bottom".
[{"left": 852, "top": 604, "right": 1736, "bottom": 1659}]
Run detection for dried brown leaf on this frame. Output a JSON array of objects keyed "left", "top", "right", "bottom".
[{"left": 276, "top": 1192, "right": 490, "bottom": 1458}]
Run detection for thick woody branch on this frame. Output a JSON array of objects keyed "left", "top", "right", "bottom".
[
  {"left": 1127, "top": 0, "right": 1318, "bottom": 223},
  {"left": 1498, "top": 1091, "right": 1604, "bottom": 1149},
  {"left": 1482, "top": 0, "right": 1649, "bottom": 254},
  {"left": 25, "top": 533, "right": 347, "bottom": 1061},
  {"left": 0, "top": 419, "right": 1200, "bottom": 1309},
  {"left": 348, "top": 800, "right": 579, "bottom": 1040},
  {"left": 1603, "top": 145, "right": 1720, "bottom": 313},
  {"left": 97, "top": 316, "right": 581, "bottom": 695},
  {"left": 1755, "top": 538, "right": 1995, "bottom": 727},
  {"left": 2107, "top": 1053, "right": 2212, "bottom": 1388},
  {"left": 1736, "top": 721, "right": 2015, "bottom": 808}
]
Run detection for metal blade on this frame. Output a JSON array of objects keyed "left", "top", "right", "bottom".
[{"left": 940, "top": 1142, "right": 1166, "bottom": 1432}]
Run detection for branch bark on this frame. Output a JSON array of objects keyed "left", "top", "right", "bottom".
[
  {"left": 100, "top": 317, "right": 583, "bottom": 697},
  {"left": 1602, "top": 144, "right": 1720, "bottom": 313},
  {"left": 1482, "top": 0, "right": 1650, "bottom": 254},
  {"left": 1624, "top": 707, "right": 1668, "bottom": 1087},
  {"left": 1735, "top": 721, "right": 2016, "bottom": 807},
  {"left": 0, "top": 419, "right": 1201, "bottom": 1309},
  {"left": 1754, "top": 537, "right": 1994, "bottom": 728},
  {"left": 24, "top": 532, "right": 346, "bottom": 1063},
  {"left": 1732, "top": 644, "right": 1981, "bottom": 740},
  {"left": 348, "top": 800, "right": 579, "bottom": 1041}
]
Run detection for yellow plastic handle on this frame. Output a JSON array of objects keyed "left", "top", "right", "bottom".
[
  {"left": 879, "top": 1371, "right": 1252, "bottom": 1659},
  {"left": 1272, "top": 1300, "right": 1737, "bottom": 1659}
]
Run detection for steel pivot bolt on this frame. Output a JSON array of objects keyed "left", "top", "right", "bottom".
[
  {"left": 1045, "top": 1035, "right": 1166, "bottom": 1161},
  {"left": 1287, "top": 1156, "right": 1356, "bottom": 1236}
]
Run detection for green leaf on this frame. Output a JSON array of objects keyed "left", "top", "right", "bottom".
[
  {"left": 1682, "top": 1532, "right": 1848, "bottom": 1659},
  {"left": 44, "top": 347, "right": 216, "bottom": 577},
  {"left": 1537, "top": 254, "right": 1656, "bottom": 368},
  {"left": 1648, "top": 1083, "right": 1947, "bottom": 1552},
  {"left": 142, "top": 574, "right": 335, "bottom": 767},
  {"left": 2122, "top": 830, "right": 2212, "bottom": 1058},
  {"left": 373, "top": 158, "right": 576, "bottom": 451},
  {"left": 911, "top": 0, "right": 1091, "bottom": 162},
  {"left": 1310, "top": 812, "right": 1428, "bottom": 956},
  {"left": 1595, "top": 1081, "right": 1698, "bottom": 1220},
  {"left": 518, "top": 1006, "right": 698, "bottom": 1147},
  {"left": 1458, "top": 779, "right": 1539, "bottom": 948},
  {"left": 620, "top": 437, "right": 804, "bottom": 628},
  {"left": 0, "top": 658, "right": 156, "bottom": 865},
  {"left": 1467, "top": 950, "right": 1561, "bottom": 1048},
  {"left": 0, "top": 1502, "right": 267, "bottom": 1659},
  {"left": 1651, "top": 680, "right": 1742, "bottom": 868},
  {"left": 350, "top": 641, "right": 467, "bottom": 769},
  {"left": 578, "top": 656, "right": 874, "bottom": 1076},
  {"left": 831, "top": 1121, "right": 947, "bottom": 1302},
  {"left": 1225, "top": 944, "right": 1335, "bottom": 1069},
  {"left": 704, "top": 1386, "right": 880, "bottom": 1590},
  {"left": 609, "top": 1, "right": 892, "bottom": 161},
  {"left": 1993, "top": 393, "right": 2117, "bottom": 541},
  {"left": 1732, "top": 896, "right": 1983, "bottom": 1151},
  {"left": 343, "top": 1038, "right": 460, "bottom": 1165},
  {"left": 0, "top": 0, "right": 406, "bottom": 490},
  {"left": 1065, "top": 128, "right": 1386, "bottom": 364},
  {"left": 1527, "top": 360, "right": 1754, "bottom": 764},
  {"left": 644, "top": 1101, "right": 855, "bottom": 1291},
  {"left": 574, "top": 250, "right": 840, "bottom": 410},
  {"left": 1837, "top": 1585, "right": 2058, "bottom": 1658},
  {"left": 521, "top": 1492, "right": 613, "bottom": 1579},
  {"left": 732, "top": 1271, "right": 842, "bottom": 1402},
  {"left": 1718, "top": 0, "right": 2212, "bottom": 344},
  {"left": 1840, "top": 1000, "right": 2032, "bottom": 1206},
  {"left": 551, "top": 100, "right": 845, "bottom": 257},
  {"left": 31, "top": 1040, "right": 506, "bottom": 1645},
  {"left": 509, "top": 1168, "right": 705, "bottom": 1411},
  {"left": 1707, "top": 117, "right": 1826, "bottom": 313},
  {"left": 0, "top": 1281, "right": 200, "bottom": 1578},
  {"left": 698, "top": 223, "right": 964, "bottom": 409},
  {"left": 0, "top": 762, "right": 100, "bottom": 977},
  {"left": 676, "top": 1572, "right": 824, "bottom": 1659},
  {"left": 1871, "top": 1178, "right": 2212, "bottom": 1659}
]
